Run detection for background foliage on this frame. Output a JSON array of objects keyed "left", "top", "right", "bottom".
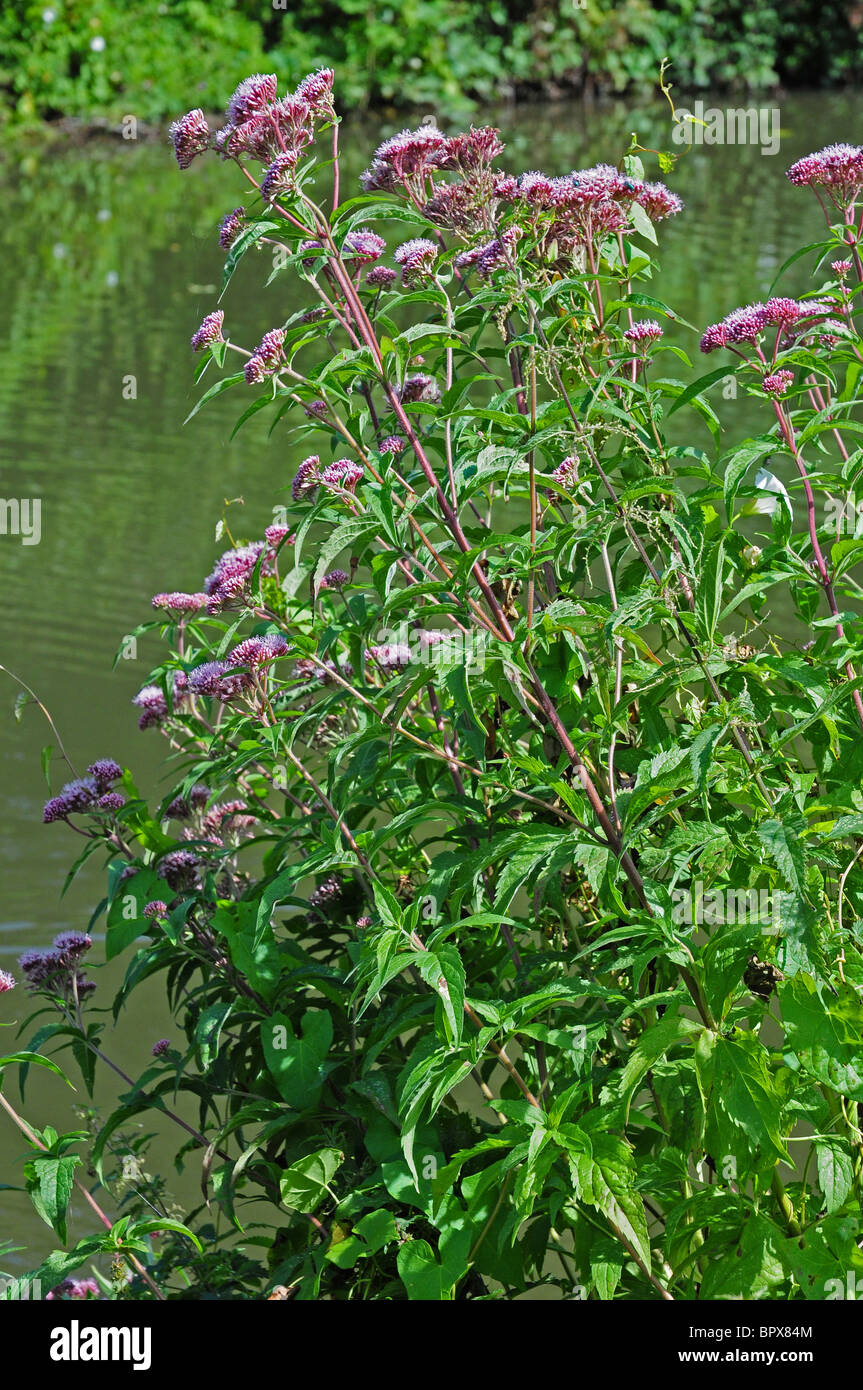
[{"left": 0, "top": 0, "right": 861, "bottom": 128}]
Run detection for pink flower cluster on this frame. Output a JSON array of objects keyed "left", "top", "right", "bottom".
[
  {"left": 762, "top": 370, "right": 795, "bottom": 397},
  {"left": 456, "top": 226, "right": 520, "bottom": 280},
  {"left": 700, "top": 298, "right": 837, "bottom": 353},
  {"left": 446, "top": 163, "right": 681, "bottom": 278},
  {"left": 227, "top": 633, "right": 289, "bottom": 668},
  {"left": 172, "top": 69, "right": 335, "bottom": 173},
  {"left": 203, "top": 540, "right": 270, "bottom": 608},
  {"left": 47, "top": 1278, "right": 101, "bottom": 1301},
  {"left": 190, "top": 310, "right": 224, "bottom": 352},
  {"left": 321, "top": 458, "right": 364, "bottom": 494},
  {"left": 552, "top": 456, "right": 579, "bottom": 489},
  {"left": 624, "top": 319, "right": 663, "bottom": 346},
  {"left": 366, "top": 642, "right": 412, "bottom": 670},
  {"left": 151, "top": 591, "right": 209, "bottom": 614},
  {"left": 244, "top": 327, "right": 286, "bottom": 385},
  {"left": 43, "top": 761, "right": 124, "bottom": 822},
  {"left": 19, "top": 932, "right": 95, "bottom": 997},
  {"left": 201, "top": 800, "right": 256, "bottom": 843},
  {"left": 787, "top": 143, "right": 863, "bottom": 203},
  {"left": 394, "top": 238, "right": 438, "bottom": 283},
  {"left": 344, "top": 228, "right": 387, "bottom": 263}
]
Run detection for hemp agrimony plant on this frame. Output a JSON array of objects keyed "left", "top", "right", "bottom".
[{"left": 4, "top": 75, "right": 863, "bottom": 1301}]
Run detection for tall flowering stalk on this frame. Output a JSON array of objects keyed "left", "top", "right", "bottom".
[{"left": 4, "top": 80, "right": 863, "bottom": 1303}]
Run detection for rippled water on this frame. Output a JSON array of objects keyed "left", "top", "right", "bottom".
[{"left": 0, "top": 90, "right": 855, "bottom": 1267}]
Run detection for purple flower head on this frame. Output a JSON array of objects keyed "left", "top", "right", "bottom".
[
  {"left": 380, "top": 435, "right": 405, "bottom": 455},
  {"left": 493, "top": 173, "right": 520, "bottom": 199},
  {"left": 366, "top": 265, "right": 397, "bottom": 289},
  {"left": 190, "top": 311, "right": 224, "bottom": 352},
  {"left": 344, "top": 229, "right": 386, "bottom": 264},
  {"left": 294, "top": 68, "right": 335, "bottom": 115},
  {"left": 321, "top": 459, "right": 363, "bottom": 494},
  {"left": 202, "top": 800, "right": 255, "bottom": 842},
  {"left": 169, "top": 109, "right": 210, "bottom": 169},
  {"left": 86, "top": 758, "right": 123, "bottom": 790},
  {"left": 360, "top": 159, "right": 397, "bottom": 193},
  {"left": 151, "top": 591, "right": 208, "bottom": 614},
  {"left": 244, "top": 354, "right": 269, "bottom": 385},
  {"left": 435, "top": 125, "right": 504, "bottom": 172},
  {"left": 763, "top": 297, "right": 803, "bottom": 328},
  {"left": 368, "top": 125, "right": 449, "bottom": 183},
  {"left": 787, "top": 144, "right": 863, "bottom": 200},
  {"left": 762, "top": 370, "right": 795, "bottom": 397},
  {"left": 255, "top": 328, "right": 286, "bottom": 365},
  {"left": 152, "top": 1038, "right": 171, "bottom": 1057},
  {"left": 218, "top": 207, "right": 245, "bottom": 250},
  {"left": 227, "top": 633, "right": 288, "bottom": 668},
  {"left": 292, "top": 455, "right": 321, "bottom": 501},
  {"left": 832, "top": 259, "right": 852, "bottom": 278},
  {"left": 636, "top": 182, "right": 683, "bottom": 221},
  {"left": 96, "top": 792, "right": 125, "bottom": 812},
  {"left": 795, "top": 298, "right": 838, "bottom": 322},
  {"left": 43, "top": 777, "right": 98, "bottom": 822},
  {"left": 475, "top": 227, "right": 519, "bottom": 280},
  {"left": 53, "top": 932, "right": 92, "bottom": 961},
  {"left": 0, "top": 970, "right": 15, "bottom": 994},
  {"left": 158, "top": 850, "right": 200, "bottom": 891},
  {"left": 61, "top": 778, "right": 99, "bottom": 812},
  {"left": 623, "top": 319, "right": 663, "bottom": 346},
  {"left": 19, "top": 948, "right": 65, "bottom": 990},
  {"left": 270, "top": 94, "right": 314, "bottom": 143},
  {"left": 298, "top": 239, "right": 325, "bottom": 272},
  {"left": 226, "top": 74, "right": 278, "bottom": 127},
  {"left": 133, "top": 685, "right": 168, "bottom": 730},
  {"left": 393, "top": 238, "right": 437, "bottom": 283},
  {"left": 223, "top": 114, "right": 280, "bottom": 162},
  {"left": 399, "top": 373, "right": 441, "bottom": 405},
  {"left": 47, "top": 1277, "right": 101, "bottom": 1301},
  {"left": 725, "top": 304, "right": 769, "bottom": 344},
  {"left": 69, "top": 1279, "right": 100, "bottom": 1300},
  {"left": 143, "top": 900, "right": 169, "bottom": 920},
  {"left": 365, "top": 642, "right": 411, "bottom": 671},
  {"left": 265, "top": 523, "right": 294, "bottom": 549},
  {"left": 700, "top": 302, "right": 768, "bottom": 353},
  {"left": 261, "top": 152, "right": 298, "bottom": 202},
  {"left": 552, "top": 455, "right": 579, "bottom": 489},
  {"left": 518, "top": 170, "right": 555, "bottom": 205},
  {"left": 304, "top": 399, "right": 329, "bottom": 419},
  {"left": 699, "top": 322, "right": 728, "bottom": 354},
  {"left": 309, "top": 875, "right": 344, "bottom": 910},
  {"left": 188, "top": 661, "right": 229, "bottom": 697},
  {"left": 320, "top": 569, "right": 349, "bottom": 590},
  {"left": 356, "top": 915, "right": 372, "bottom": 929},
  {"left": 203, "top": 542, "right": 266, "bottom": 603}
]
